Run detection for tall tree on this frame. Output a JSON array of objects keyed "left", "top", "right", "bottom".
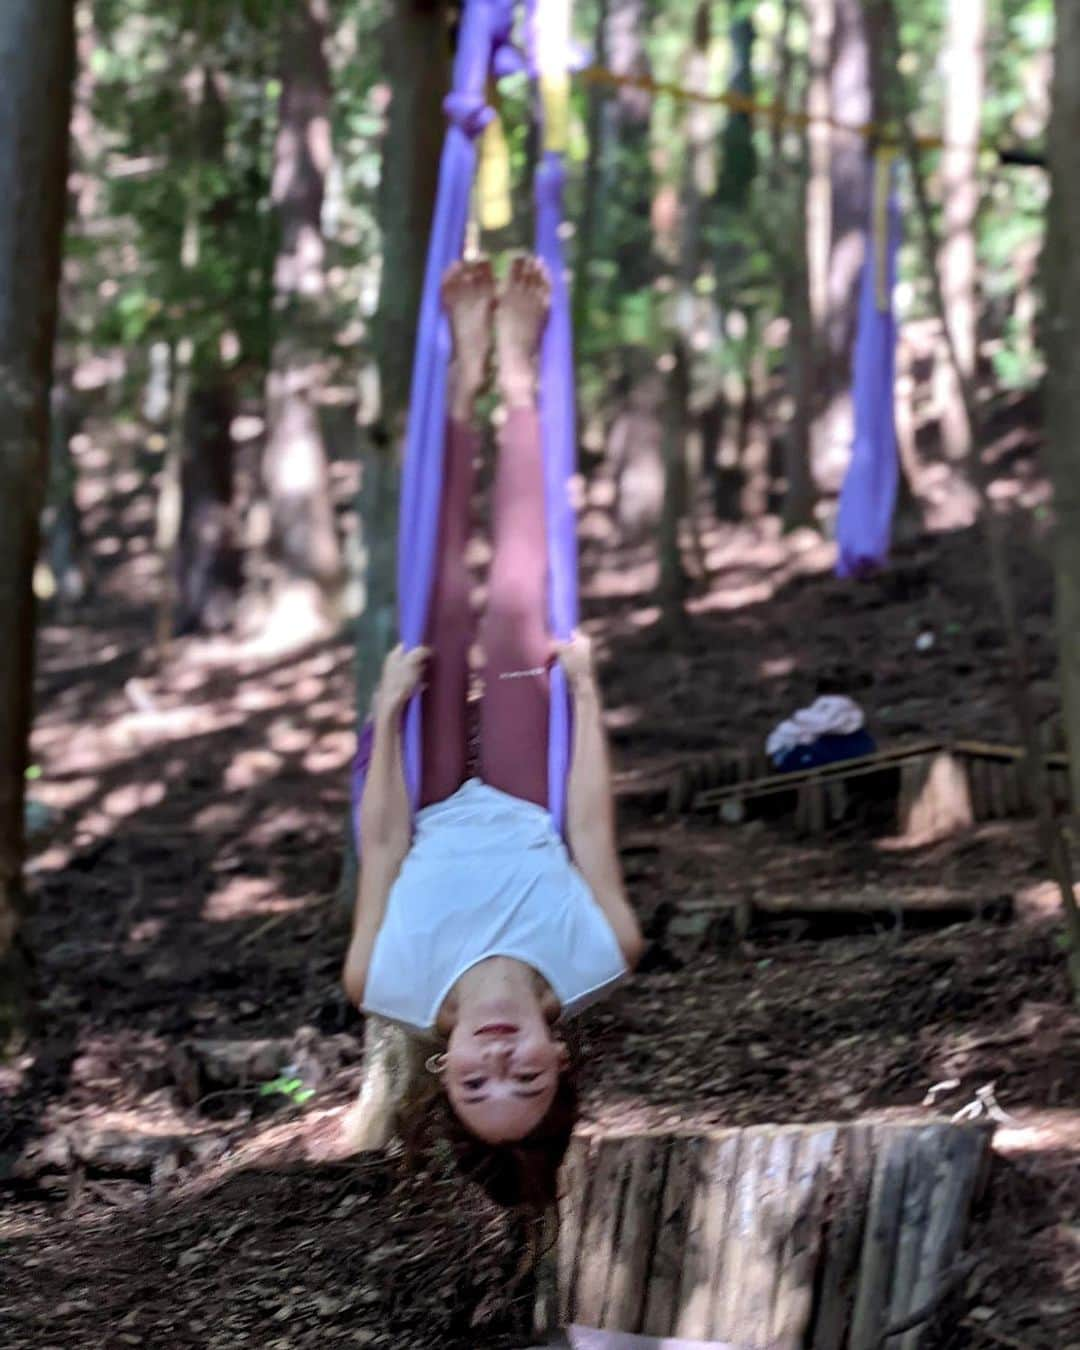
[
  {"left": 813, "top": 0, "right": 876, "bottom": 497},
  {"left": 262, "top": 0, "right": 343, "bottom": 639},
  {"left": 935, "top": 0, "right": 986, "bottom": 464},
  {"left": 1045, "top": 0, "right": 1080, "bottom": 812},
  {"left": 345, "top": 0, "right": 451, "bottom": 1146},
  {"left": 602, "top": 0, "right": 654, "bottom": 292},
  {"left": 358, "top": 0, "right": 450, "bottom": 714},
  {"left": 0, "top": 0, "right": 76, "bottom": 1049}
]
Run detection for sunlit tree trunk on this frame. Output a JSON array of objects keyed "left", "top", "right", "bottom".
[
  {"left": 804, "top": 0, "right": 832, "bottom": 504},
  {"left": 0, "top": 0, "right": 75, "bottom": 1051},
  {"left": 813, "top": 0, "right": 874, "bottom": 497},
  {"left": 935, "top": 0, "right": 985, "bottom": 463},
  {"left": 1045, "top": 0, "right": 1080, "bottom": 811},
  {"left": 262, "top": 0, "right": 342, "bottom": 640}
]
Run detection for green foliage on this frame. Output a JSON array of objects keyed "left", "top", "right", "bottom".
[{"left": 259, "top": 1074, "right": 315, "bottom": 1106}]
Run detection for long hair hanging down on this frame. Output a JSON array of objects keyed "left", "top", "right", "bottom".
[{"left": 396, "top": 1030, "right": 580, "bottom": 1212}]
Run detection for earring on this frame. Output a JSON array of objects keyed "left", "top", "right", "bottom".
[{"left": 425, "top": 1052, "right": 447, "bottom": 1075}]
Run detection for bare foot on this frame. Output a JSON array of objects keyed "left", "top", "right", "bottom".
[
  {"left": 495, "top": 255, "right": 550, "bottom": 410},
  {"left": 442, "top": 258, "right": 495, "bottom": 422}
]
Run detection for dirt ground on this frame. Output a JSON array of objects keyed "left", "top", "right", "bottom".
[{"left": 1, "top": 422, "right": 1078, "bottom": 1350}]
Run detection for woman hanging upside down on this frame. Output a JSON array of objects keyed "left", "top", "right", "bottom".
[{"left": 342, "top": 255, "right": 643, "bottom": 1206}]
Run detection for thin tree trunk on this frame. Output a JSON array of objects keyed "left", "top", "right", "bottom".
[
  {"left": 804, "top": 0, "right": 832, "bottom": 500},
  {"left": 0, "top": 0, "right": 75, "bottom": 1051},
  {"left": 157, "top": 66, "right": 242, "bottom": 646},
  {"left": 177, "top": 375, "right": 241, "bottom": 634},
  {"left": 1046, "top": 0, "right": 1080, "bottom": 816},
  {"left": 262, "top": 0, "right": 342, "bottom": 640},
  {"left": 657, "top": 340, "right": 690, "bottom": 639},
  {"left": 935, "top": 0, "right": 986, "bottom": 463},
  {"left": 772, "top": 0, "right": 815, "bottom": 531},
  {"left": 342, "top": 1, "right": 451, "bottom": 1149},
  {"left": 814, "top": 0, "right": 874, "bottom": 497},
  {"left": 571, "top": 0, "right": 610, "bottom": 343},
  {"left": 43, "top": 378, "right": 92, "bottom": 612},
  {"left": 376, "top": 0, "right": 450, "bottom": 439},
  {"left": 605, "top": 0, "right": 654, "bottom": 291}
]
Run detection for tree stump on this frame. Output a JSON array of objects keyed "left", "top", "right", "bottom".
[{"left": 542, "top": 1121, "right": 991, "bottom": 1350}]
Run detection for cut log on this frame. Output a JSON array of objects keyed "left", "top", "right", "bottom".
[{"left": 547, "top": 1121, "right": 991, "bottom": 1350}]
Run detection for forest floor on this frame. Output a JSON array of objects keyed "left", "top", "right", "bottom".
[{"left": 2, "top": 408, "right": 1079, "bottom": 1350}]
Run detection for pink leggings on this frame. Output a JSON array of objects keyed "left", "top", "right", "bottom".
[{"left": 420, "top": 408, "right": 550, "bottom": 809}]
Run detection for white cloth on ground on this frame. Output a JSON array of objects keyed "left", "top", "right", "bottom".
[{"left": 765, "top": 695, "right": 865, "bottom": 760}]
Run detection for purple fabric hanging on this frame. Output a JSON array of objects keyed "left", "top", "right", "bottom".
[
  {"left": 352, "top": 0, "right": 578, "bottom": 849},
  {"left": 835, "top": 162, "right": 902, "bottom": 579}
]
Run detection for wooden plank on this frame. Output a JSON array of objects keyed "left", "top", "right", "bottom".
[
  {"left": 988, "top": 761, "right": 1009, "bottom": 819},
  {"left": 810, "top": 1124, "right": 874, "bottom": 1350},
  {"left": 736, "top": 1130, "right": 799, "bottom": 1343},
  {"left": 640, "top": 1136, "right": 698, "bottom": 1338},
  {"left": 848, "top": 1128, "right": 915, "bottom": 1350},
  {"left": 572, "top": 1138, "right": 630, "bottom": 1327},
  {"left": 1002, "top": 760, "right": 1021, "bottom": 816},
  {"left": 603, "top": 1136, "right": 669, "bottom": 1334},
  {"left": 673, "top": 1130, "right": 742, "bottom": 1340},
  {"left": 883, "top": 1128, "right": 938, "bottom": 1344},
  {"left": 769, "top": 1126, "right": 838, "bottom": 1349},
  {"left": 807, "top": 781, "right": 827, "bottom": 834},
  {"left": 825, "top": 781, "right": 848, "bottom": 825},
  {"left": 709, "top": 1128, "right": 774, "bottom": 1344},
  {"left": 968, "top": 757, "right": 989, "bottom": 822},
  {"left": 692, "top": 741, "right": 943, "bottom": 809},
  {"left": 558, "top": 1135, "right": 596, "bottom": 1326},
  {"left": 893, "top": 1126, "right": 991, "bottom": 1350}
]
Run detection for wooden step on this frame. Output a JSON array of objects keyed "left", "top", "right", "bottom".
[{"left": 539, "top": 1121, "right": 992, "bottom": 1350}]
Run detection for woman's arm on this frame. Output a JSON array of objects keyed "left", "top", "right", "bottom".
[
  {"left": 342, "top": 645, "right": 427, "bottom": 1005},
  {"left": 559, "top": 636, "right": 644, "bottom": 969}
]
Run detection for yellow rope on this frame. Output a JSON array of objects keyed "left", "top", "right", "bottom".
[
  {"left": 873, "top": 146, "right": 898, "bottom": 309},
  {"left": 577, "top": 63, "right": 991, "bottom": 156}
]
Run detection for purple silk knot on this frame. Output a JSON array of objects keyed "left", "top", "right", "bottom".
[{"left": 443, "top": 92, "right": 497, "bottom": 138}]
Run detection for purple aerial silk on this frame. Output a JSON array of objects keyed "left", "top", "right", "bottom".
[
  {"left": 353, "top": 0, "right": 577, "bottom": 847},
  {"left": 835, "top": 165, "right": 902, "bottom": 579}
]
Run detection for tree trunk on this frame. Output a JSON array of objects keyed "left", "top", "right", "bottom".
[
  {"left": 43, "top": 378, "right": 93, "bottom": 612},
  {"left": 262, "top": 0, "right": 342, "bottom": 640},
  {"left": 1046, "top": 0, "right": 1080, "bottom": 812},
  {"left": 604, "top": 0, "right": 654, "bottom": 292},
  {"left": 657, "top": 341, "right": 690, "bottom": 639},
  {"left": 0, "top": 0, "right": 75, "bottom": 1051},
  {"left": 772, "top": 0, "right": 816, "bottom": 531},
  {"left": 813, "top": 0, "right": 874, "bottom": 498},
  {"left": 715, "top": 13, "right": 757, "bottom": 212},
  {"left": 571, "top": 0, "right": 611, "bottom": 343},
  {"left": 935, "top": 0, "right": 985, "bottom": 464},
  {"left": 804, "top": 0, "right": 833, "bottom": 501},
  {"left": 342, "top": 0, "right": 451, "bottom": 1147},
  {"left": 376, "top": 0, "right": 450, "bottom": 439},
  {"left": 176, "top": 375, "right": 241, "bottom": 634}
]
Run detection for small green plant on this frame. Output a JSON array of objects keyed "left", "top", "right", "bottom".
[{"left": 259, "top": 1075, "right": 315, "bottom": 1106}]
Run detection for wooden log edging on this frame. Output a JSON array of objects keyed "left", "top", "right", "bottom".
[
  {"left": 671, "top": 738, "right": 1073, "bottom": 839},
  {"left": 543, "top": 1121, "right": 992, "bottom": 1350}
]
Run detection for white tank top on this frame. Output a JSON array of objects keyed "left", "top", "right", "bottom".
[{"left": 362, "top": 779, "right": 628, "bottom": 1034}]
